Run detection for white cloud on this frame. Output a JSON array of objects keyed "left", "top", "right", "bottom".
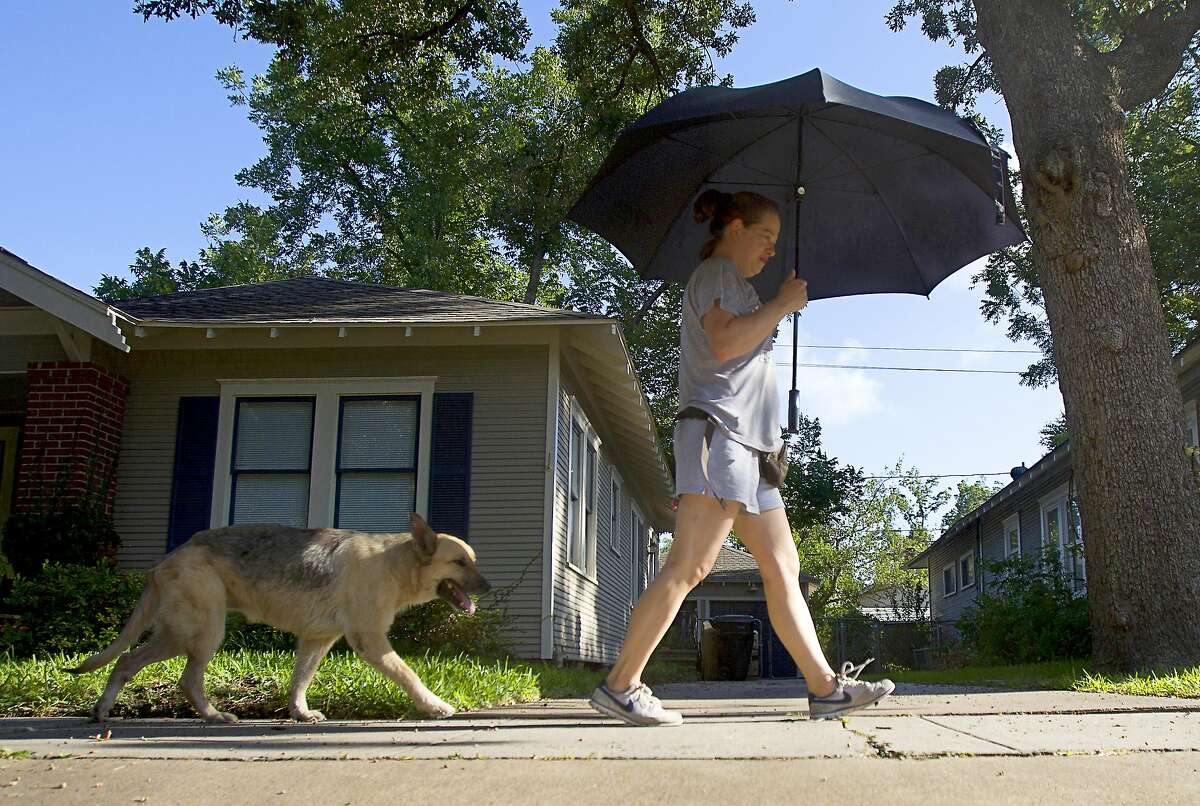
[{"left": 777, "top": 337, "right": 883, "bottom": 427}]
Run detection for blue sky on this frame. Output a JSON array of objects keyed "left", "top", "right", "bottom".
[{"left": 1, "top": 2, "right": 1063, "bottom": 513}]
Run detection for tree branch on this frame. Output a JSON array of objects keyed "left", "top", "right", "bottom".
[
  {"left": 621, "top": 0, "right": 669, "bottom": 94},
  {"left": 1103, "top": 4, "right": 1200, "bottom": 109}
]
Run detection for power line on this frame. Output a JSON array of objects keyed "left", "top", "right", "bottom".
[
  {"left": 778, "top": 361, "right": 1025, "bottom": 375},
  {"left": 782, "top": 344, "right": 1041, "bottom": 355},
  {"left": 862, "top": 472, "right": 1011, "bottom": 479}
]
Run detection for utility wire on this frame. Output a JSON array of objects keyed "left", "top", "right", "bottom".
[
  {"left": 862, "top": 472, "right": 1012, "bottom": 480},
  {"left": 783, "top": 344, "right": 1041, "bottom": 354},
  {"left": 777, "top": 361, "right": 1025, "bottom": 375}
]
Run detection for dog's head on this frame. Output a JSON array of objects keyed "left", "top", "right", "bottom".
[{"left": 409, "top": 513, "right": 491, "bottom": 614}]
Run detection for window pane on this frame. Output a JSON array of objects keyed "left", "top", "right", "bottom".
[
  {"left": 232, "top": 474, "right": 309, "bottom": 526},
  {"left": 570, "top": 424, "right": 582, "bottom": 497},
  {"left": 943, "top": 567, "right": 954, "bottom": 593},
  {"left": 1007, "top": 528, "right": 1019, "bottom": 554},
  {"left": 1046, "top": 504, "right": 1062, "bottom": 547},
  {"left": 339, "top": 398, "right": 417, "bottom": 469},
  {"left": 235, "top": 399, "right": 312, "bottom": 470},
  {"left": 337, "top": 473, "right": 415, "bottom": 531}
]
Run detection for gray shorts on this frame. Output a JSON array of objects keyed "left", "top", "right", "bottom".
[{"left": 673, "top": 418, "right": 785, "bottom": 516}]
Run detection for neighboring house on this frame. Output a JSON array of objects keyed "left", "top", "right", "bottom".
[
  {"left": 908, "top": 336, "right": 1200, "bottom": 630},
  {"left": 858, "top": 587, "right": 930, "bottom": 622},
  {"left": 659, "top": 543, "right": 818, "bottom": 678},
  {"left": 0, "top": 246, "right": 675, "bottom": 665}
]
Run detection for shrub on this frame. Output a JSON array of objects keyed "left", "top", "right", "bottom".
[
  {"left": 957, "top": 547, "right": 1091, "bottom": 665},
  {"left": 0, "top": 505, "right": 121, "bottom": 578},
  {"left": 0, "top": 563, "right": 144, "bottom": 657},
  {"left": 0, "top": 448, "right": 120, "bottom": 578}
]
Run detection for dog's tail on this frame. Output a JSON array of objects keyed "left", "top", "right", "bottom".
[{"left": 65, "top": 574, "right": 160, "bottom": 674}]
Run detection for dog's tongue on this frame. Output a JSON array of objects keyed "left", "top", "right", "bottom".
[{"left": 452, "top": 583, "right": 475, "bottom": 615}]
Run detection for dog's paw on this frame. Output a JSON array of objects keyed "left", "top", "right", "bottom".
[
  {"left": 290, "top": 709, "right": 326, "bottom": 723},
  {"left": 206, "top": 711, "right": 240, "bottom": 725},
  {"left": 419, "top": 697, "right": 456, "bottom": 718}
]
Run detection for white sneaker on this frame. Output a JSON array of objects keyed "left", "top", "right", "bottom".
[
  {"left": 589, "top": 682, "right": 684, "bottom": 727},
  {"left": 808, "top": 658, "right": 895, "bottom": 720}
]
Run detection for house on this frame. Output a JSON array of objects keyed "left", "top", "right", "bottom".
[
  {"left": 0, "top": 246, "right": 675, "bottom": 665},
  {"left": 657, "top": 543, "right": 818, "bottom": 678},
  {"left": 908, "top": 336, "right": 1200, "bottom": 629}
]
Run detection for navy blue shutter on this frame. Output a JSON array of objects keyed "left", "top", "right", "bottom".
[
  {"left": 428, "top": 392, "right": 473, "bottom": 540},
  {"left": 166, "top": 396, "right": 220, "bottom": 551}
]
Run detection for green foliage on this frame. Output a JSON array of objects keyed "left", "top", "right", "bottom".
[
  {"left": 779, "top": 414, "right": 865, "bottom": 532},
  {"left": 939, "top": 477, "right": 1002, "bottom": 533},
  {"left": 0, "top": 564, "right": 145, "bottom": 657},
  {"left": 957, "top": 548, "right": 1092, "bottom": 665},
  {"left": 796, "top": 460, "right": 934, "bottom": 620},
  {"left": 0, "top": 506, "right": 120, "bottom": 580},
  {"left": 1040, "top": 412, "right": 1069, "bottom": 451}
]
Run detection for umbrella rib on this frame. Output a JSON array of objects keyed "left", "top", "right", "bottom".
[
  {"left": 641, "top": 118, "right": 796, "bottom": 276},
  {"left": 806, "top": 151, "right": 940, "bottom": 187},
  {"left": 807, "top": 119, "right": 930, "bottom": 295},
  {"left": 664, "top": 132, "right": 795, "bottom": 186}
]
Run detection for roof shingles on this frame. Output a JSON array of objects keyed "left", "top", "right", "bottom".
[{"left": 109, "top": 276, "right": 601, "bottom": 325}]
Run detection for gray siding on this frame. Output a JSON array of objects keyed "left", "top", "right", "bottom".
[
  {"left": 928, "top": 461, "right": 1074, "bottom": 624},
  {"left": 111, "top": 344, "right": 548, "bottom": 658},
  {"left": 551, "top": 374, "right": 644, "bottom": 664}
]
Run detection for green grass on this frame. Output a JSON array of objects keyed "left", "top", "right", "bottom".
[
  {"left": 874, "top": 659, "right": 1200, "bottom": 698},
  {"left": 0, "top": 650, "right": 697, "bottom": 720}
]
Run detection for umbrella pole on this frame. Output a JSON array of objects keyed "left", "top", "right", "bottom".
[
  {"left": 789, "top": 313, "right": 800, "bottom": 434},
  {"left": 788, "top": 115, "right": 806, "bottom": 435}
]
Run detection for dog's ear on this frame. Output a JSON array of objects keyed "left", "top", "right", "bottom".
[{"left": 410, "top": 512, "right": 438, "bottom": 561}]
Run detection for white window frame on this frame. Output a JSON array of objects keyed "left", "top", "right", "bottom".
[
  {"left": 942, "top": 563, "right": 956, "bottom": 598},
  {"left": 211, "top": 377, "right": 436, "bottom": 529},
  {"left": 959, "top": 550, "right": 976, "bottom": 590},
  {"left": 1039, "top": 483, "right": 1069, "bottom": 563},
  {"left": 609, "top": 468, "right": 623, "bottom": 555},
  {"left": 567, "top": 399, "right": 600, "bottom": 581},
  {"left": 1066, "top": 498, "right": 1086, "bottom": 592},
  {"left": 1003, "top": 513, "right": 1021, "bottom": 557},
  {"left": 631, "top": 504, "right": 647, "bottom": 602}
]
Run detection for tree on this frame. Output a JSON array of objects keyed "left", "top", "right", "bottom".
[
  {"left": 795, "top": 460, "right": 937, "bottom": 619},
  {"left": 972, "top": 62, "right": 1200, "bottom": 387},
  {"left": 887, "top": 0, "right": 1200, "bottom": 669},
  {"left": 1039, "top": 412, "right": 1069, "bottom": 452},
  {"left": 778, "top": 414, "right": 865, "bottom": 532},
  {"left": 126, "top": 0, "right": 758, "bottom": 448},
  {"left": 939, "top": 477, "right": 1001, "bottom": 533}
]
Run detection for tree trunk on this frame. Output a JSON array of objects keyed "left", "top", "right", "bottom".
[
  {"left": 974, "top": 0, "right": 1200, "bottom": 670},
  {"left": 523, "top": 233, "right": 546, "bottom": 305}
]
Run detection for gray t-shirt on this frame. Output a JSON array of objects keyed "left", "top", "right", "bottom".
[{"left": 678, "top": 255, "right": 781, "bottom": 453}]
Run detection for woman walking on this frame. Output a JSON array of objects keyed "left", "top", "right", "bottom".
[{"left": 589, "top": 189, "right": 894, "bottom": 727}]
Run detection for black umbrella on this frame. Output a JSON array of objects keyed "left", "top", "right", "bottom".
[{"left": 567, "top": 68, "right": 1025, "bottom": 433}]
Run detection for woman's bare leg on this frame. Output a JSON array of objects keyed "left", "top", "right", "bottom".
[
  {"left": 734, "top": 506, "right": 838, "bottom": 697},
  {"left": 605, "top": 493, "right": 738, "bottom": 691}
]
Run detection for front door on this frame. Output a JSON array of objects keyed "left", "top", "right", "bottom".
[{"left": 0, "top": 426, "right": 19, "bottom": 528}]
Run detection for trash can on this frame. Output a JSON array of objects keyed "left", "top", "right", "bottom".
[{"left": 698, "top": 615, "right": 759, "bottom": 681}]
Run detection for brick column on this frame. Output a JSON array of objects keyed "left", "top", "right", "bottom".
[{"left": 14, "top": 362, "right": 130, "bottom": 517}]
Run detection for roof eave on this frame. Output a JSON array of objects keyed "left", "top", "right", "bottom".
[{"left": 0, "top": 248, "right": 130, "bottom": 353}]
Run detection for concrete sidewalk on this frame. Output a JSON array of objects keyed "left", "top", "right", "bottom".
[
  {"left": 2, "top": 679, "right": 1196, "bottom": 761},
  {"left": 1, "top": 680, "right": 1198, "bottom": 803}
]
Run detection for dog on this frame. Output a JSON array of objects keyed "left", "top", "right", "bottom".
[{"left": 68, "top": 513, "right": 490, "bottom": 723}]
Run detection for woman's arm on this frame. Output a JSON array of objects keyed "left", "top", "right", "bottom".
[{"left": 702, "top": 273, "right": 809, "bottom": 362}]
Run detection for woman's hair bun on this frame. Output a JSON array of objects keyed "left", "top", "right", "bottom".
[{"left": 692, "top": 188, "right": 731, "bottom": 224}]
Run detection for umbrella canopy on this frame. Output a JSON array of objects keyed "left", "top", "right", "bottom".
[{"left": 567, "top": 68, "right": 1025, "bottom": 305}]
